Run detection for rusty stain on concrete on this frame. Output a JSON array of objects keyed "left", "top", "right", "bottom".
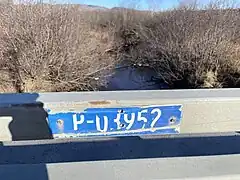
[{"left": 88, "top": 101, "right": 111, "bottom": 105}]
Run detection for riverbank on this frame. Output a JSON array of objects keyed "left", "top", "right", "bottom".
[{"left": 0, "top": 2, "right": 239, "bottom": 92}]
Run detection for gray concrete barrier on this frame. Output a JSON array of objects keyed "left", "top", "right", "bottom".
[
  {"left": 0, "top": 88, "right": 240, "bottom": 141},
  {"left": 1, "top": 89, "right": 240, "bottom": 179},
  {"left": 0, "top": 133, "right": 240, "bottom": 180}
]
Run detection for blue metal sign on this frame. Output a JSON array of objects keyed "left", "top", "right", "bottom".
[{"left": 47, "top": 105, "right": 183, "bottom": 138}]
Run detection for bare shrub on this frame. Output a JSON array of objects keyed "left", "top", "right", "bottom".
[
  {"left": 109, "top": 2, "right": 240, "bottom": 88},
  {"left": 0, "top": 3, "right": 115, "bottom": 92},
  {"left": 0, "top": 0, "right": 239, "bottom": 92}
]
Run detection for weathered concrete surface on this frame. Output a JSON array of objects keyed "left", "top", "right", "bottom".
[
  {"left": 1, "top": 156, "right": 240, "bottom": 180},
  {"left": 44, "top": 155, "right": 240, "bottom": 180},
  {"left": 1, "top": 134, "right": 240, "bottom": 180},
  {"left": 0, "top": 89, "right": 240, "bottom": 141}
]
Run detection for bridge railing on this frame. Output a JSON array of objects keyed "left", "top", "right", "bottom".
[
  {"left": 1, "top": 88, "right": 240, "bottom": 179},
  {"left": 0, "top": 88, "right": 240, "bottom": 141}
]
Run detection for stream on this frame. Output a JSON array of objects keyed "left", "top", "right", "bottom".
[{"left": 102, "top": 66, "right": 169, "bottom": 91}]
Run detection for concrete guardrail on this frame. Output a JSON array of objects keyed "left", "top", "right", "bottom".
[
  {"left": 0, "top": 132, "right": 240, "bottom": 179},
  {"left": 0, "top": 88, "right": 240, "bottom": 141},
  {"left": 0, "top": 88, "right": 240, "bottom": 179}
]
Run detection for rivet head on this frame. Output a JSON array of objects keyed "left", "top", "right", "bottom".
[
  {"left": 169, "top": 117, "right": 177, "bottom": 124},
  {"left": 56, "top": 119, "right": 64, "bottom": 131}
]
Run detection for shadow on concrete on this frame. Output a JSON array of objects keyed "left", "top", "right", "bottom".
[
  {"left": 0, "top": 93, "right": 53, "bottom": 141},
  {"left": 0, "top": 93, "right": 51, "bottom": 180},
  {"left": 0, "top": 134, "right": 240, "bottom": 165},
  {"left": 0, "top": 163, "right": 49, "bottom": 180}
]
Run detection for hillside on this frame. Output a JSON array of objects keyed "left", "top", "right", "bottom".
[{"left": 0, "top": 3, "right": 239, "bottom": 92}]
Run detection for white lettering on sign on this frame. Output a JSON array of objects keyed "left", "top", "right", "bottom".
[
  {"left": 150, "top": 108, "right": 162, "bottom": 128},
  {"left": 71, "top": 107, "right": 163, "bottom": 132},
  {"left": 114, "top": 113, "right": 121, "bottom": 130},
  {"left": 96, "top": 115, "right": 108, "bottom": 132},
  {"left": 137, "top": 109, "right": 148, "bottom": 128},
  {"left": 87, "top": 120, "right": 94, "bottom": 124},
  {"left": 73, "top": 114, "right": 84, "bottom": 130},
  {"left": 123, "top": 113, "right": 135, "bottom": 130}
]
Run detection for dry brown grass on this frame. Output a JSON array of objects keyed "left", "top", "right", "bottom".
[
  {"left": 0, "top": 4, "right": 116, "bottom": 92},
  {"left": 0, "top": 1, "right": 239, "bottom": 92},
  {"left": 100, "top": 6, "right": 240, "bottom": 89}
]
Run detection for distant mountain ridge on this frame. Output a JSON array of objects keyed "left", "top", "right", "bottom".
[
  {"left": 76, "top": 4, "right": 145, "bottom": 11},
  {"left": 79, "top": 4, "right": 108, "bottom": 10}
]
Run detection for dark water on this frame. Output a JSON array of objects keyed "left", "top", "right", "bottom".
[{"left": 102, "top": 66, "right": 168, "bottom": 91}]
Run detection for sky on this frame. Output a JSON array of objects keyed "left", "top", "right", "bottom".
[
  {"left": 66, "top": 0, "right": 240, "bottom": 10},
  {"left": 70, "top": 0, "right": 180, "bottom": 10},
  {"left": 76, "top": 0, "right": 179, "bottom": 10},
  {"left": 14, "top": 0, "right": 240, "bottom": 9}
]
